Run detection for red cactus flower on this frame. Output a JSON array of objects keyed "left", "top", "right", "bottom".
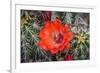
[
  {"left": 65, "top": 55, "right": 74, "bottom": 61},
  {"left": 38, "top": 19, "right": 74, "bottom": 54}
]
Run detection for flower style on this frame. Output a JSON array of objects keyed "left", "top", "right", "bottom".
[{"left": 38, "top": 19, "right": 74, "bottom": 54}]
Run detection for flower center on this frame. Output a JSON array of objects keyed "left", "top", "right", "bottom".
[{"left": 54, "top": 33, "right": 63, "bottom": 44}]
